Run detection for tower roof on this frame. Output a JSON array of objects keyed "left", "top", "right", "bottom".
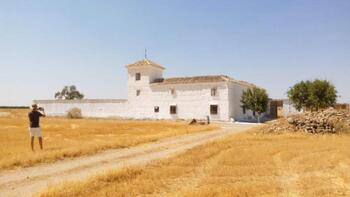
[{"left": 125, "top": 59, "right": 165, "bottom": 70}]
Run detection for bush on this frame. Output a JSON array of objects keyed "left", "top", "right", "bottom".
[
  {"left": 334, "top": 121, "right": 350, "bottom": 134},
  {"left": 67, "top": 108, "right": 82, "bottom": 119}
]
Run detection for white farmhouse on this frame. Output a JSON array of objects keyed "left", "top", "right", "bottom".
[{"left": 35, "top": 59, "right": 268, "bottom": 121}]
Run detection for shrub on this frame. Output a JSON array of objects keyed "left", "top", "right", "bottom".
[
  {"left": 334, "top": 121, "right": 350, "bottom": 134},
  {"left": 67, "top": 108, "right": 82, "bottom": 119}
]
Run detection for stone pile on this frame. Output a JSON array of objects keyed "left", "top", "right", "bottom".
[
  {"left": 260, "top": 108, "right": 350, "bottom": 134},
  {"left": 287, "top": 108, "right": 350, "bottom": 133},
  {"left": 260, "top": 118, "right": 297, "bottom": 134}
]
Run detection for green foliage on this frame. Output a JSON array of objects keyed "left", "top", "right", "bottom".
[
  {"left": 287, "top": 79, "right": 337, "bottom": 111},
  {"left": 67, "top": 108, "right": 82, "bottom": 119},
  {"left": 241, "top": 87, "right": 269, "bottom": 120},
  {"left": 287, "top": 80, "right": 312, "bottom": 111},
  {"left": 55, "top": 85, "right": 84, "bottom": 100},
  {"left": 310, "top": 79, "right": 337, "bottom": 110}
]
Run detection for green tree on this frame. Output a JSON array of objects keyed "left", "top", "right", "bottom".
[
  {"left": 55, "top": 85, "right": 84, "bottom": 100},
  {"left": 287, "top": 79, "right": 337, "bottom": 111},
  {"left": 286, "top": 80, "right": 312, "bottom": 111},
  {"left": 241, "top": 87, "right": 269, "bottom": 123},
  {"left": 309, "top": 79, "right": 337, "bottom": 110}
]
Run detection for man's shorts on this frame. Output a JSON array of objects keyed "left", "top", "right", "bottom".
[{"left": 29, "top": 127, "right": 42, "bottom": 137}]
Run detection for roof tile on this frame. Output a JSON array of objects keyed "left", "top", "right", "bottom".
[
  {"left": 151, "top": 75, "right": 256, "bottom": 87},
  {"left": 126, "top": 59, "right": 165, "bottom": 70}
]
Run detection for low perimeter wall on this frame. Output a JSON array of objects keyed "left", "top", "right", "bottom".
[{"left": 34, "top": 99, "right": 128, "bottom": 118}]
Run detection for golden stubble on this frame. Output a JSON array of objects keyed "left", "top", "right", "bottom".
[
  {"left": 0, "top": 109, "right": 216, "bottom": 170},
  {"left": 40, "top": 127, "right": 350, "bottom": 197}
]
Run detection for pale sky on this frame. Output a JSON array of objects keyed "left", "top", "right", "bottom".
[{"left": 1, "top": 0, "right": 349, "bottom": 106}]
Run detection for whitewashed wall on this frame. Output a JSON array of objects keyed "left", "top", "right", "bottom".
[
  {"left": 126, "top": 66, "right": 163, "bottom": 118},
  {"left": 126, "top": 66, "right": 231, "bottom": 121},
  {"left": 147, "top": 82, "right": 229, "bottom": 121},
  {"left": 228, "top": 83, "right": 244, "bottom": 120},
  {"left": 227, "top": 83, "right": 269, "bottom": 122},
  {"left": 34, "top": 99, "right": 128, "bottom": 118},
  {"left": 283, "top": 99, "right": 303, "bottom": 117}
]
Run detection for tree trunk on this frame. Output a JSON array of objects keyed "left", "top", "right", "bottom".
[{"left": 257, "top": 112, "right": 261, "bottom": 123}]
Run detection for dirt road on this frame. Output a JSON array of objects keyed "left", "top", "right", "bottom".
[{"left": 0, "top": 123, "right": 254, "bottom": 197}]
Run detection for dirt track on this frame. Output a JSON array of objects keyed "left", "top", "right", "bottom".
[{"left": 0, "top": 123, "right": 254, "bottom": 197}]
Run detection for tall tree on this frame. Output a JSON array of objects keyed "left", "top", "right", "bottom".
[
  {"left": 241, "top": 87, "right": 269, "bottom": 123},
  {"left": 287, "top": 79, "right": 337, "bottom": 111},
  {"left": 55, "top": 85, "right": 84, "bottom": 100}
]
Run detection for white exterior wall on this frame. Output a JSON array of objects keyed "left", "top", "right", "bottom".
[
  {"left": 126, "top": 66, "right": 163, "bottom": 118},
  {"left": 147, "top": 83, "right": 229, "bottom": 121},
  {"left": 125, "top": 66, "right": 229, "bottom": 120},
  {"left": 228, "top": 83, "right": 253, "bottom": 121},
  {"left": 34, "top": 100, "right": 128, "bottom": 118},
  {"left": 227, "top": 83, "right": 268, "bottom": 121},
  {"left": 283, "top": 99, "right": 303, "bottom": 117}
]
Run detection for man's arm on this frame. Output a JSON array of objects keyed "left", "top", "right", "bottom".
[{"left": 38, "top": 108, "right": 46, "bottom": 117}]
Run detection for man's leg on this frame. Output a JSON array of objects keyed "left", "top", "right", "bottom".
[
  {"left": 31, "top": 136, "right": 34, "bottom": 151},
  {"left": 38, "top": 137, "right": 43, "bottom": 150}
]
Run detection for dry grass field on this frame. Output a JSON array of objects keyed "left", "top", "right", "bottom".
[
  {"left": 0, "top": 109, "right": 216, "bottom": 170},
  {"left": 39, "top": 128, "right": 350, "bottom": 197}
]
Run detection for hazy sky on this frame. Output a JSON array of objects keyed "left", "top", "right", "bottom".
[{"left": 1, "top": 0, "right": 349, "bottom": 106}]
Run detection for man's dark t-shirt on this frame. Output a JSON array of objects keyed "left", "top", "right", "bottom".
[{"left": 28, "top": 110, "right": 43, "bottom": 128}]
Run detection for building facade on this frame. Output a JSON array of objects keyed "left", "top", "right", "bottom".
[{"left": 35, "top": 59, "right": 265, "bottom": 121}]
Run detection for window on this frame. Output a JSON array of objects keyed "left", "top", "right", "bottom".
[
  {"left": 210, "top": 105, "right": 218, "bottom": 115},
  {"left": 135, "top": 73, "right": 141, "bottom": 81},
  {"left": 170, "top": 105, "right": 177, "bottom": 114},
  {"left": 171, "top": 89, "right": 176, "bottom": 95},
  {"left": 154, "top": 106, "right": 159, "bottom": 113},
  {"left": 211, "top": 88, "right": 217, "bottom": 96},
  {"left": 136, "top": 90, "right": 141, "bottom": 96}
]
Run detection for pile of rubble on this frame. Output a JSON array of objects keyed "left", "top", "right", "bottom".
[
  {"left": 260, "top": 118, "right": 298, "bottom": 134},
  {"left": 261, "top": 108, "right": 350, "bottom": 134},
  {"left": 287, "top": 108, "right": 350, "bottom": 133}
]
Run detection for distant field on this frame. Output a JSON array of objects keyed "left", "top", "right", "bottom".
[
  {"left": 0, "top": 109, "right": 217, "bottom": 170},
  {"left": 0, "top": 106, "right": 29, "bottom": 109},
  {"left": 40, "top": 127, "right": 350, "bottom": 196}
]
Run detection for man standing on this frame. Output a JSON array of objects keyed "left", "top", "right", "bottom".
[{"left": 28, "top": 104, "right": 46, "bottom": 151}]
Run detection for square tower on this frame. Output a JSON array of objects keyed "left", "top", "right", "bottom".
[{"left": 125, "top": 59, "right": 165, "bottom": 101}]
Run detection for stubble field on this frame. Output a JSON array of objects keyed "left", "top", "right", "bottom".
[
  {"left": 0, "top": 109, "right": 216, "bottom": 170},
  {"left": 39, "top": 127, "right": 350, "bottom": 197}
]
